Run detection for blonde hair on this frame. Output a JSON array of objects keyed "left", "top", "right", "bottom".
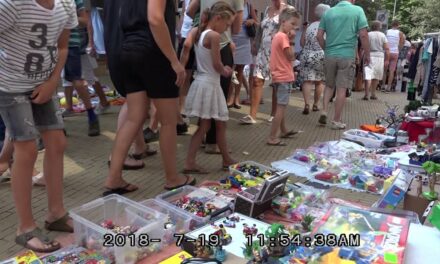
[
  {"left": 279, "top": 6, "right": 301, "bottom": 25},
  {"left": 196, "top": 1, "right": 235, "bottom": 42}
]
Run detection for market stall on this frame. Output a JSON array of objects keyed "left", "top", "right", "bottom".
[{"left": 2, "top": 139, "right": 440, "bottom": 264}]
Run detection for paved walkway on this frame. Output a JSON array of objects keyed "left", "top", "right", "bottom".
[{"left": 0, "top": 76, "right": 412, "bottom": 258}]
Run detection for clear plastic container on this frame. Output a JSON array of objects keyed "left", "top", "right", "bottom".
[
  {"left": 229, "top": 160, "right": 288, "bottom": 179},
  {"left": 139, "top": 199, "right": 193, "bottom": 233},
  {"left": 156, "top": 186, "right": 231, "bottom": 228},
  {"left": 70, "top": 194, "right": 168, "bottom": 264}
]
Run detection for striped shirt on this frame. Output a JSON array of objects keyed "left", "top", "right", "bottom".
[
  {"left": 0, "top": 0, "right": 78, "bottom": 93},
  {"left": 69, "top": 0, "right": 84, "bottom": 47}
]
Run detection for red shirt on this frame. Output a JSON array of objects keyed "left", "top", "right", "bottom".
[{"left": 270, "top": 32, "right": 295, "bottom": 83}]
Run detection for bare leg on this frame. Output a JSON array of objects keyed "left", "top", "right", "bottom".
[
  {"left": 314, "top": 81, "right": 324, "bottom": 107},
  {"left": 41, "top": 130, "right": 70, "bottom": 225},
  {"left": 115, "top": 103, "right": 144, "bottom": 167},
  {"left": 93, "top": 81, "right": 110, "bottom": 107},
  {"left": 250, "top": 77, "right": 264, "bottom": 119},
  {"left": 334, "top": 88, "right": 347, "bottom": 122},
  {"left": 364, "top": 80, "right": 371, "bottom": 98},
  {"left": 215, "top": 121, "right": 235, "bottom": 166},
  {"left": 322, "top": 86, "right": 334, "bottom": 115},
  {"left": 248, "top": 65, "right": 254, "bottom": 99},
  {"left": 268, "top": 105, "right": 286, "bottom": 143},
  {"left": 153, "top": 98, "right": 194, "bottom": 188},
  {"left": 270, "top": 86, "right": 277, "bottom": 117},
  {"left": 387, "top": 69, "right": 395, "bottom": 91},
  {"left": 104, "top": 92, "right": 148, "bottom": 189},
  {"left": 64, "top": 86, "right": 74, "bottom": 111},
  {"left": 185, "top": 119, "right": 211, "bottom": 170},
  {"left": 234, "top": 65, "right": 245, "bottom": 105},
  {"left": 180, "top": 69, "right": 192, "bottom": 113},
  {"left": 302, "top": 81, "right": 312, "bottom": 107},
  {"left": 73, "top": 80, "right": 93, "bottom": 109},
  {"left": 371, "top": 79, "right": 379, "bottom": 98},
  {"left": 13, "top": 140, "right": 46, "bottom": 248},
  {"left": 0, "top": 134, "right": 13, "bottom": 172},
  {"left": 242, "top": 69, "right": 250, "bottom": 98},
  {"left": 149, "top": 102, "right": 159, "bottom": 131}
]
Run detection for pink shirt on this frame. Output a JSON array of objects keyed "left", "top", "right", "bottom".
[{"left": 270, "top": 32, "right": 295, "bottom": 83}]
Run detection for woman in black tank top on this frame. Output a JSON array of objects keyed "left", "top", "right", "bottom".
[{"left": 103, "top": 0, "right": 195, "bottom": 195}]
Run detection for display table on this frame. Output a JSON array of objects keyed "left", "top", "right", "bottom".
[{"left": 400, "top": 120, "right": 435, "bottom": 143}]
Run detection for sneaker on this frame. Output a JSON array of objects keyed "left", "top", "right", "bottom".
[
  {"left": 95, "top": 104, "right": 111, "bottom": 115},
  {"left": 143, "top": 127, "right": 159, "bottom": 143},
  {"left": 267, "top": 116, "right": 274, "bottom": 122},
  {"left": 88, "top": 120, "right": 100, "bottom": 137},
  {"left": 318, "top": 114, "right": 327, "bottom": 125},
  {"left": 231, "top": 71, "right": 239, "bottom": 85},
  {"left": 177, "top": 123, "right": 188, "bottom": 135},
  {"left": 62, "top": 109, "right": 75, "bottom": 117},
  {"left": 330, "top": 121, "right": 346, "bottom": 130},
  {"left": 181, "top": 114, "right": 190, "bottom": 125}
]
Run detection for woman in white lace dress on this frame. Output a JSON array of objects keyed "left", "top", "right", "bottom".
[{"left": 299, "top": 4, "right": 330, "bottom": 114}]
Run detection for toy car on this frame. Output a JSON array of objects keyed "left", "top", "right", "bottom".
[{"left": 243, "top": 223, "right": 258, "bottom": 236}]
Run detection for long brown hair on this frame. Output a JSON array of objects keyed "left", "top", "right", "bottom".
[{"left": 195, "top": 1, "right": 235, "bottom": 43}]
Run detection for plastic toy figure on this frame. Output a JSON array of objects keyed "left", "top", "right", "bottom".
[
  {"left": 229, "top": 214, "right": 241, "bottom": 222},
  {"left": 214, "top": 245, "right": 226, "bottom": 262},
  {"left": 222, "top": 219, "right": 236, "bottom": 228},
  {"left": 212, "top": 224, "right": 232, "bottom": 245},
  {"left": 243, "top": 223, "right": 258, "bottom": 236}
]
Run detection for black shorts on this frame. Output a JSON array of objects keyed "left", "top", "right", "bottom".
[
  {"left": 177, "top": 38, "right": 196, "bottom": 70},
  {"left": 64, "top": 47, "right": 82, "bottom": 82},
  {"left": 119, "top": 48, "right": 179, "bottom": 98}
]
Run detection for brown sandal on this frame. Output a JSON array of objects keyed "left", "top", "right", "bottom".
[
  {"left": 45, "top": 213, "right": 74, "bottom": 233},
  {"left": 15, "top": 227, "right": 61, "bottom": 253},
  {"left": 302, "top": 104, "right": 310, "bottom": 115},
  {"left": 312, "top": 104, "right": 319, "bottom": 111}
]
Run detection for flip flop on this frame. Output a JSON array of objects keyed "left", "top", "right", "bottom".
[
  {"left": 107, "top": 160, "right": 145, "bottom": 170},
  {"left": 15, "top": 227, "right": 61, "bottom": 253},
  {"left": 182, "top": 168, "right": 209, "bottom": 175},
  {"left": 129, "top": 149, "right": 158, "bottom": 160},
  {"left": 103, "top": 183, "right": 139, "bottom": 196},
  {"left": 280, "top": 130, "right": 299, "bottom": 138},
  {"left": 267, "top": 141, "right": 287, "bottom": 146},
  {"left": 164, "top": 176, "right": 196, "bottom": 191},
  {"left": 45, "top": 213, "right": 73, "bottom": 233}
]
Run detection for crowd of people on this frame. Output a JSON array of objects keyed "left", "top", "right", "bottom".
[{"left": 0, "top": 0, "right": 411, "bottom": 253}]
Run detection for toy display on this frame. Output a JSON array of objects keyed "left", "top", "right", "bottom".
[
  {"left": 230, "top": 161, "right": 284, "bottom": 179},
  {"left": 220, "top": 174, "right": 265, "bottom": 190},
  {"left": 173, "top": 196, "right": 219, "bottom": 217},
  {"left": 211, "top": 224, "right": 232, "bottom": 245},
  {"left": 303, "top": 205, "right": 411, "bottom": 264},
  {"left": 421, "top": 161, "right": 440, "bottom": 200},
  {"left": 343, "top": 129, "right": 396, "bottom": 148},
  {"left": 41, "top": 246, "right": 111, "bottom": 264}
]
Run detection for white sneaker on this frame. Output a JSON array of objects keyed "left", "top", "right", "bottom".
[
  {"left": 95, "top": 104, "right": 111, "bottom": 115},
  {"left": 330, "top": 121, "right": 346, "bottom": 130},
  {"left": 267, "top": 116, "right": 274, "bottom": 122},
  {"left": 32, "top": 172, "right": 46, "bottom": 186},
  {"left": 231, "top": 71, "right": 239, "bottom": 85}
]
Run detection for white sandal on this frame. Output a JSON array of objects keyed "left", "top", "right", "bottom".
[
  {"left": 32, "top": 172, "right": 46, "bottom": 186},
  {"left": 239, "top": 115, "right": 257, "bottom": 124}
]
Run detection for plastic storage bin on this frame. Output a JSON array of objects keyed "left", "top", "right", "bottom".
[
  {"left": 140, "top": 199, "right": 193, "bottom": 234},
  {"left": 70, "top": 194, "right": 169, "bottom": 264},
  {"left": 229, "top": 160, "right": 289, "bottom": 179},
  {"left": 156, "top": 186, "right": 231, "bottom": 228}
]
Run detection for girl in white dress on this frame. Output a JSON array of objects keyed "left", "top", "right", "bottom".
[{"left": 181, "top": 2, "right": 237, "bottom": 173}]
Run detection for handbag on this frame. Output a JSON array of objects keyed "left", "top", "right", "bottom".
[{"left": 244, "top": 2, "right": 256, "bottom": 38}]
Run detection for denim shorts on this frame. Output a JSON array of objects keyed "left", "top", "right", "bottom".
[
  {"left": 0, "top": 91, "right": 64, "bottom": 141},
  {"left": 273, "top": 82, "right": 291, "bottom": 105},
  {"left": 64, "top": 47, "right": 82, "bottom": 82}
]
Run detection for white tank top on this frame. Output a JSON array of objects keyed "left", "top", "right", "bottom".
[
  {"left": 387, "top": 29, "right": 400, "bottom": 54},
  {"left": 180, "top": 0, "right": 194, "bottom": 38},
  {"left": 195, "top": 30, "right": 220, "bottom": 78}
]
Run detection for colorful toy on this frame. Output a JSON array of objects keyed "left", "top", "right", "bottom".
[
  {"left": 243, "top": 223, "right": 258, "bottom": 236},
  {"left": 173, "top": 196, "right": 219, "bottom": 217},
  {"left": 100, "top": 220, "right": 138, "bottom": 235},
  {"left": 428, "top": 203, "right": 440, "bottom": 231},
  {"left": 231, "top": 163, "right": 278, "bottom": 179},
  {"left": 211, "top": 224, "right": 232, "bottom": 245},
  {"left": 422, "top": 161, "right": 440, "bottom": 200},
  {"left": 214, "top": 245, "right": 226, "bottom": 262},
  {"left": 348, "top": 174, "right": 382, "bottom": 193},
  {"left": 42, "top": 246, "right": 110, "bottom": 264},
  {"left": 314, "top": 171, "right": 339, "bottom": 183}
]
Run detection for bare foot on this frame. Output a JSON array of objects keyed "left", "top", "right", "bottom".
[
  {"left": 17, "top": 227, "right": 60, "bottom": 252},
  {"left": 164, "top": 175, "right": 195, "bottom": 189}
]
